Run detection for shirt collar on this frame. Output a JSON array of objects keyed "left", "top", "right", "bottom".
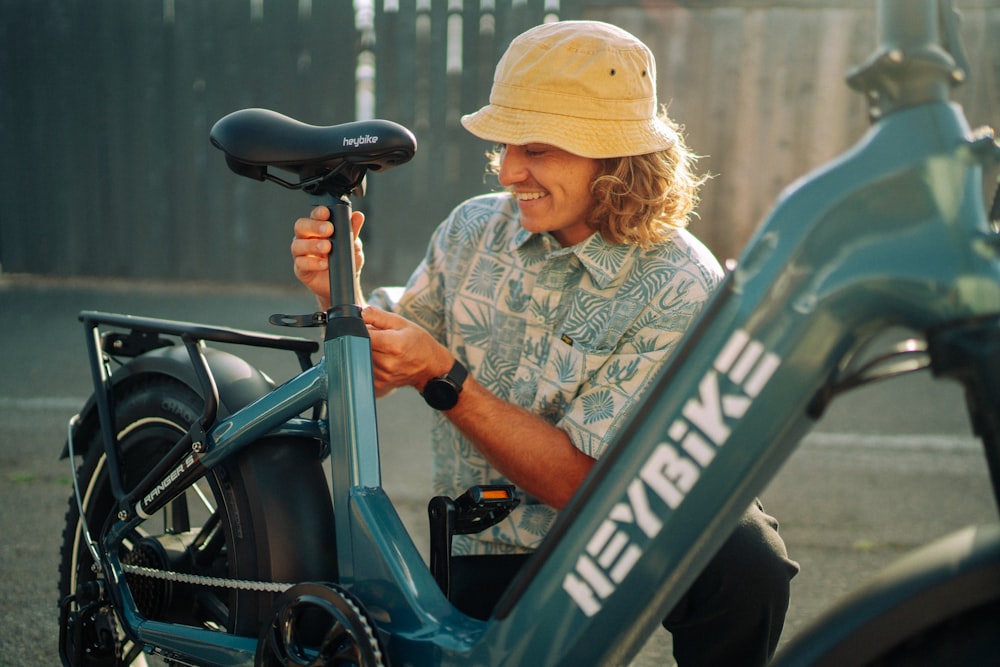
[{"left": 510, "top": 227, "right": 634, "bottom": 290}]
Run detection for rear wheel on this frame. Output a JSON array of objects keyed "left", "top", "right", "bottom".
[{"left": 59, "top": 376, "right": 333, "bottom": 665}]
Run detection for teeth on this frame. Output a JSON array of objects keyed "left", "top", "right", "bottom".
[{"left": 514, "top": 191, "right": 546, "bottom": 201}]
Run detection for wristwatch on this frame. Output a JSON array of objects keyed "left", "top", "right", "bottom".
[{"left": 421, "top": 359, "right": 468, "bottom": 410}]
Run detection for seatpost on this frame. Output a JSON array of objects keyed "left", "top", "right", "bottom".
[{"left": 848, "top": 0, "right": 968, "bottom": 121}]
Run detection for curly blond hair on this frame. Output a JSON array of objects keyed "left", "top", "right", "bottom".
[{"left": 488, "top": 110, "right": 705, "bottom": 247}]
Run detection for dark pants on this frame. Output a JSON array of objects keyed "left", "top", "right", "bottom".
[{"left": 450, "top": 500, "right": 798, "bottom": 667}]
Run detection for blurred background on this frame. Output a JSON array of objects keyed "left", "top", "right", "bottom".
[{"left": 2, "top": 0, "right": 997, "bottom": 291}]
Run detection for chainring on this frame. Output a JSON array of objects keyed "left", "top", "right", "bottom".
[
  {"left": 59, "top": 592, "right": 123, "bottom": 667},
  {"left": 255, "top": 582, "right": 385, "bottom": 667}
]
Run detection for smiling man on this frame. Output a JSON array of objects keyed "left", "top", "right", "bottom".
[{"left": 291, "top": 20, "right": 798, "bottom": 666}]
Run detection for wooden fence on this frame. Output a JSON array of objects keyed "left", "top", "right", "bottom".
[{"left": 1, "top": 0, "right": 998, "bottom": 288}]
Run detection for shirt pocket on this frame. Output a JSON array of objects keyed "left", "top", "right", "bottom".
[{"left": 559, "top": 294, "right": 645, "bottom": 354}]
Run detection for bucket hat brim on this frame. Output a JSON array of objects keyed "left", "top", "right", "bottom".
[{"left": 461, "top": 104, "right": 677, "bottom": 159}]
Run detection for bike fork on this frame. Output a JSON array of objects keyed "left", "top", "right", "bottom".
[{"left": 928, "top": 314, "right": 1000, "bottom": 514}]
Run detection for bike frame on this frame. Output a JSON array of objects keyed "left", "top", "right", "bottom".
[{"left": 78, "top": 1, "right": 1000, "bottom": 665}]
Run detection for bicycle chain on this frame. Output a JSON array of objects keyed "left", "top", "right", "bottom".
[
  {"left": 122, "top": 566, "right": 386, "bottom": 666},
  {"left": 122, "top": 563, "right": 294, "bottom": 593}
]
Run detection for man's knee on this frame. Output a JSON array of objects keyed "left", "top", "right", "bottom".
[{"left": 717, "top": 500, "right": 799, "bottom": 601}]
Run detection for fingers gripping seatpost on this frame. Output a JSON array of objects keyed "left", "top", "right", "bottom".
[{"left": 311, "top": 194, "right": 366, "bottom": 339}]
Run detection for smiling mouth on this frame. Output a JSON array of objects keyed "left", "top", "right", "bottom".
[{"left": 512, "top": 191, "right": 547, "bottom": 201}]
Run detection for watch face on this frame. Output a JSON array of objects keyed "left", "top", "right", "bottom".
[{"left": 424, "top": 378, "right": 459, "bottom": 410}]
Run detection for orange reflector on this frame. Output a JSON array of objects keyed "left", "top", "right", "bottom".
[{"left": 482, "top": 489, "right": 510, "bottom": 500}]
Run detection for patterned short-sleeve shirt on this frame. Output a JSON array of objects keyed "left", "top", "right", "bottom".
[{"left": 370, "top": 192, "right": 723, "bottom": 554}]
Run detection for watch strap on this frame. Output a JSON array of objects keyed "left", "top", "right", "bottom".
[{"left": 444, "top": 358, "right": 468, "bottom": 389}]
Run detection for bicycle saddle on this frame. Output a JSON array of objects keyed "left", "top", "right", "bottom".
[{"left": 210, "top": 108, "right": 416, "bottom": 195}]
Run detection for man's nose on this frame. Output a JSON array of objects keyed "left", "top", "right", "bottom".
[{"left": 498, "top": 148, "right": 526, "bottom": 186}]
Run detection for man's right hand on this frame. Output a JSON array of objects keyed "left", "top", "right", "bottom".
[{"left": 291, "top": 206, "right": 366, "bottom": 308}]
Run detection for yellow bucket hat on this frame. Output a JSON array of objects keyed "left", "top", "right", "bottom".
[{"left": 461, "top": 20, "right": 677, "bottom": 159}]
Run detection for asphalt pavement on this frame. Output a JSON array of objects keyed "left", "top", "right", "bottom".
[{"left": 1, "top": 274, "right": 996, "bottom": 666}]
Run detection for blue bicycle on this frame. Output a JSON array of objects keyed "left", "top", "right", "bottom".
[{"left": 58, "top": 1, "right": 1000, "bottom": 664}]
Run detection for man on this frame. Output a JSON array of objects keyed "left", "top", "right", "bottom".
[{"left": 292, "top": 20, "right": 797, "bottom": 666}]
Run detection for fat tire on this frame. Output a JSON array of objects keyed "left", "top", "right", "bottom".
[{"left": 58, "top": 376, "right": 335, "bottom": 663}]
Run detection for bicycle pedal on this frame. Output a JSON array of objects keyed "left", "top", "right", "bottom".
[
  {"left": 452, "top": 485, "right": 520, "bottom": 535},
  {"left": 428, "top": 485, "right": 519, "bottom": 599},
  {"left": 269, "top": 312, "right": 327, "bottom": 328}
]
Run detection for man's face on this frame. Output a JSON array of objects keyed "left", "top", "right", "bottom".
[{"left": 498, "top": 144, "right": 601, "bottom": 247}]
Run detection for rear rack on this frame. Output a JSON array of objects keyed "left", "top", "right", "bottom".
[{"left": 80, "top": 310, "right": 319, "bottom": 365}]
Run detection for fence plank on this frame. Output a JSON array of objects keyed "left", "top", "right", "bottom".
[{"left": 598, "top": 4, "right": 877, "bottom": 260}]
